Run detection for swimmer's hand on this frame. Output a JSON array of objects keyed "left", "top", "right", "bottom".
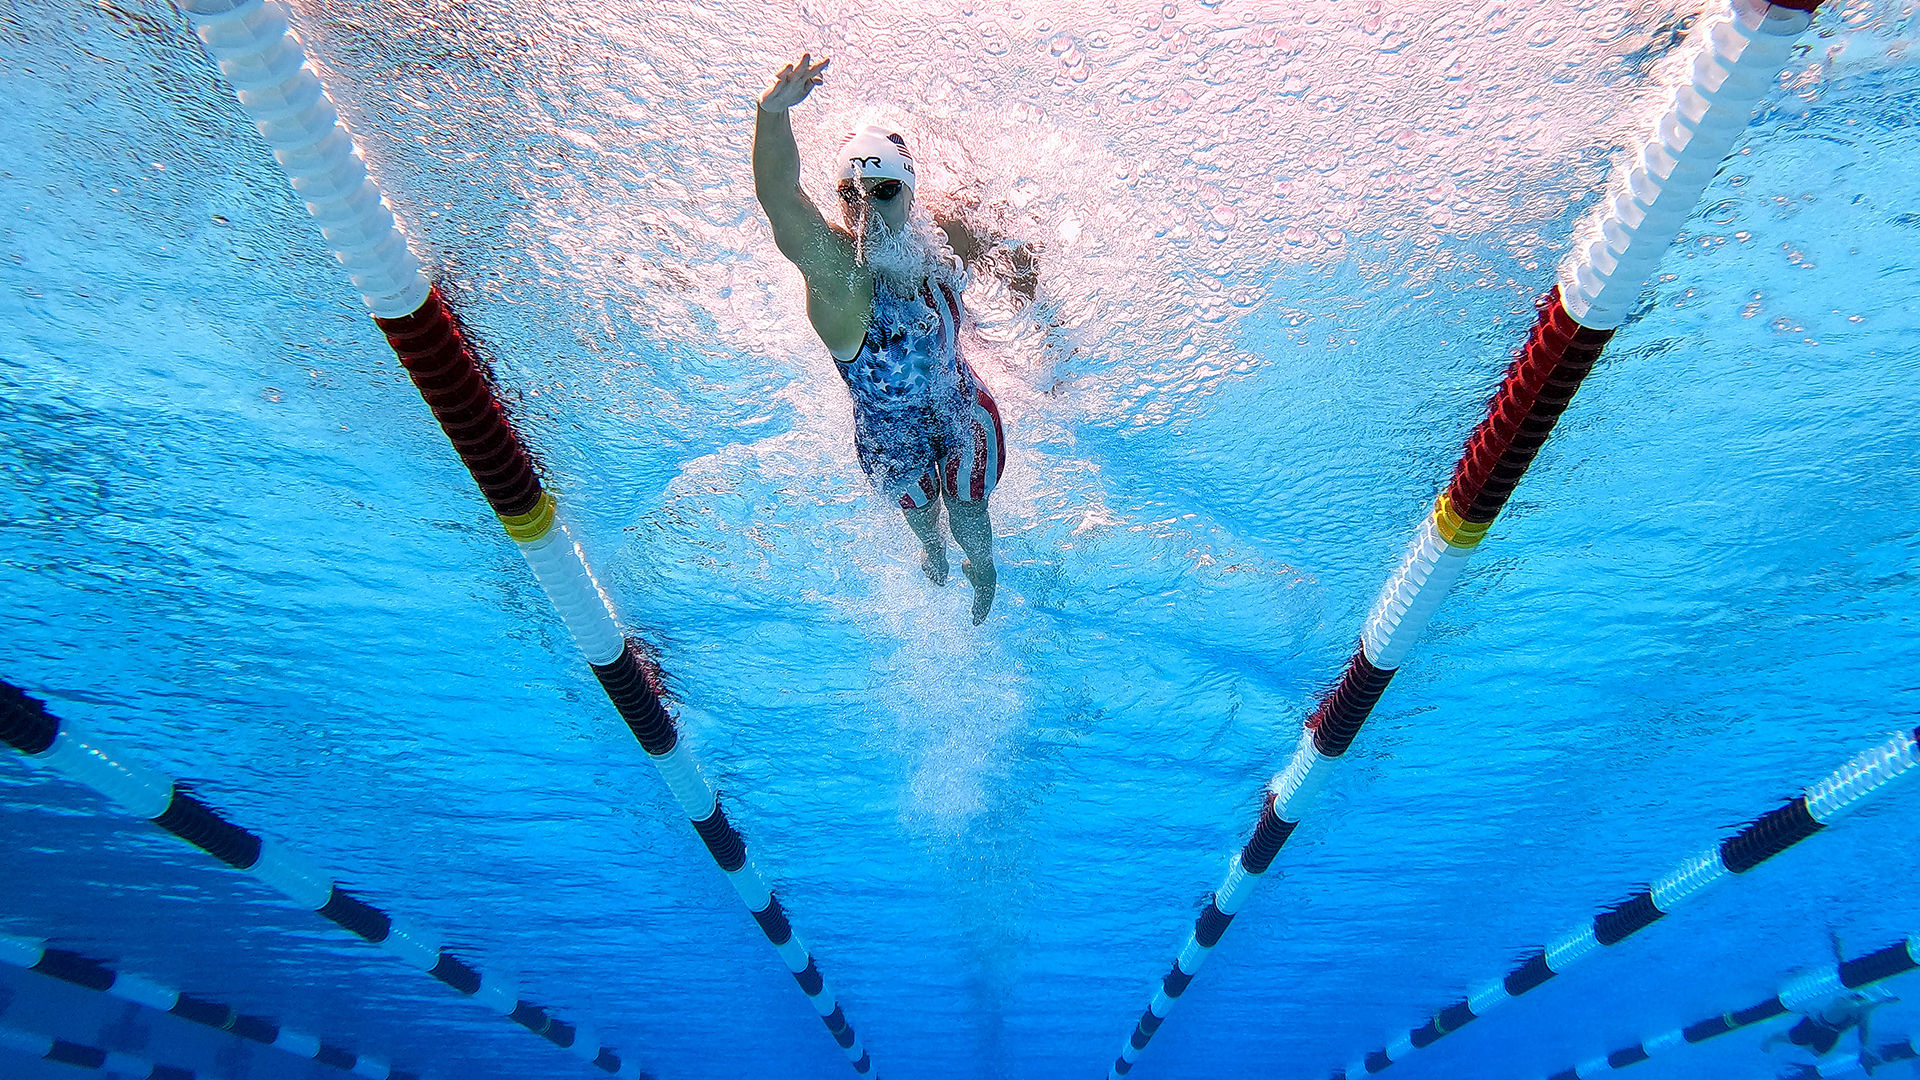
[{"left": 760, "top": 53, "right": 828, "bottom": 114}]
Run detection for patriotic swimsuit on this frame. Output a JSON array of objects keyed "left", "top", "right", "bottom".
[{"left": 834, "top": 275, "right": 1004, "bottom": 511}]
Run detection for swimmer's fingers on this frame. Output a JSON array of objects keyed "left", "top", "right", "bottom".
[
  {"left": 793, "top": 53, "right": 829, "bottom": 95},
  {"left": 789, "top": 53, "right": 829, "bottom": 88},
  {"left": 761, "top": 53, "right": 829, "bottom": 111}
]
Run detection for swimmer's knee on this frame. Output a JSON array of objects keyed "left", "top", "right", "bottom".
[{"left": 943, "top": 489, "right": 989, "bottom": 513}]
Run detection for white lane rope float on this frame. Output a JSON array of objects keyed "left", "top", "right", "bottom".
[
  {"left": 1331, "top": 729, "right": 1918, "bottom": 1078},
  {"left": 1800, "top": 1038, "right": 1920, "bottom": 1080},
  {"left": 1107, "top": 0, "right": 1827, "bottom": 1074},
  {"left": 1533, "top": 933, "right": 1919, "bottom": 1080},
  {"left": 0, "top": 931, "right": 411, "bottom": 1080},
  {"left": 163, "top": 0, "right": 877, "bottom": 1072},
  {"left": 0, "top": 680, "right": 644, "bottom": 1079}
]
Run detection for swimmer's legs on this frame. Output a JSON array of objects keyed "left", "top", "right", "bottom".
[
  {"left": 945, "top": 493, "right": 996, "bottom": 624},
  {"left": 902, "top": 501, "right": 949, "bottom": 584}
]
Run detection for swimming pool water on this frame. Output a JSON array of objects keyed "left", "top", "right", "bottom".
[{"left": 3, "top": 0, "right": 1918, "bottom": 1078}]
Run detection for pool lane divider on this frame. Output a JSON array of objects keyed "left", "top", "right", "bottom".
[
  {"left": 370, "top": 250, "right": 877, "bottom": 1080},
  {"left": 1329, "top": 729, "right": 1918, "bottom": 1079},
  {"left": 1106, "top": 0, "right": 1824, "bottom": 1075},
  {"left": 0, "top": 681, "right": 640, "bottom": 1080},
  {"left": 168, "top": 0, "right": 877, "bottom": 1073},
  {"left": 0, "top": 932, "right": 416, "bottom": 1080},
  {"left": 1810, "top": 1038, "right": 1920, "bottom": 1079},
  {"left": 0, "top": 1022, "right": 195, "bottom": 1080},
  {"left": 1533, "top": 933, "right": 1918, "bottom": 1080}
]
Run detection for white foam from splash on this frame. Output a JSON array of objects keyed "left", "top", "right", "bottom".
[{"left": 830, "top": 502, "right": 1032, "bottom": 833}]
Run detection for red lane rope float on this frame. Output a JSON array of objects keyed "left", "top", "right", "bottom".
[
  {"left": 1532, "top": 935, "right": 1918, "bottom": 1080},
  {"left": 0, "top": 680, "right": 624, "bottom": 1077},
  {"left": 169, "top": 0, "right": 880, "bottom": 1071},
  {"left": 1331, "top": 730, "right": 1918, "bottom": 1078},
  {"left": 0, "top": 932, "right": 416, "bottom": 1079},
  {"left": 374, "top": 292, "right": 543, "bottom": 520},
  {"left": 1108, "top": 0, "right": 1827, "bottom": 1073},
  {"left": 1443, "top": 295, "right": 1613, "bottom": 531}
]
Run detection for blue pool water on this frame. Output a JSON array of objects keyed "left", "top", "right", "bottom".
[{"left": 3, "top": 0, "right": 1918, "bottom": 1078}]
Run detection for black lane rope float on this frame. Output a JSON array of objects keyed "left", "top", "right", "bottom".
[
  {"left": 1328, "top": 729, "right": 1918, "bottom": 1078},
  {"left": 1532, "top": 934, "right": 1919, "bottom": 1080},
  {"left": 0, "top": 680, "right": 639, "bottom": 1078},
  {"left": 165, "top": 0, "right": 876, "bottom": 1073},
  {"left": 1105, "top": 0, "right": 1828, "bottom": 1074},
  {"left": 0, "top": 930, "right": 417, "bottom": 1080},
  {"left": 0, "top": 931, "right": 418, "bottom": 1080}
]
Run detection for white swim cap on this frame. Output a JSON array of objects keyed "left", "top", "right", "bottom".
[{"left": 837, "top": 125, "right": 916, "bottom": 190}]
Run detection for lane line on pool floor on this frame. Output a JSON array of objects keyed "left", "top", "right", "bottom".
[
  {"left": 1533, "top": 933, "right": 1919, "bottom": 1080},
  {"left": 1105, "top": 0, "right": 1827, "bottom": 1074},
  {"left": 0, "top": 931, "right": 417, "bottom": 1080},
  {"left": 0, "top": 680, "right": 642, "bottom": 1079},
  {"left": 164, "top": 0, "right": 878, "bottom": 1073}
]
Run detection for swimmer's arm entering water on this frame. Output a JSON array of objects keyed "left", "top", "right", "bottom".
[
  {"left": 935, "top": 216, "right": 1040, "bottom": 304},
  {"left": 752, "top": 53, "right": 869, "bottom": 357}
]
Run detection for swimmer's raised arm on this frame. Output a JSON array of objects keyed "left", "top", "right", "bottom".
[{"left": 753, "top": 53, "right": 866, "bottom": 352}]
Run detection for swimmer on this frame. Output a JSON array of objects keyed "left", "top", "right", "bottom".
[
  {"left": 753, "top": 53, "right": 1006, "bottom": 623},
  {"left": 1763, "top": 990, "right": 1898, "bottom": 1066},
  {"left": 1764, "top": 935, "right": 1900, "bottom": 1077}
]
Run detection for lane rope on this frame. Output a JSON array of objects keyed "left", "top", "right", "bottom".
[
  {"left": 1106, "top": 0, "right": 1824, "bottom": 1074},
  {"left": 0, "top": 931, "right": 413, "bottom": 1080},
  {"left": 0, "top": 680, "right": 642, "bottom": 1079},
  {"left": 1533, "top": 933, "right": 1918, "bottom": 1080},
  {"left": 0, "top": 932, "right": 416, "bottom": 1080},
  {"left": 0, "top": 1021, "right": 197, "bottom": 1080},
  {"left": 1331, "top": 729, "right": 1919, "bottom": 1078},
  {"left": 166, "top": 0, "right": 877, "bottom": 1072},
  {"left": 1806, "top": 1038, "right": 1920, "bottom": 1080}
]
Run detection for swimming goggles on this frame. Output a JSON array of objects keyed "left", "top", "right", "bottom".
[{"left": 838, "top": 178, "right": 903, "bottom": 203}]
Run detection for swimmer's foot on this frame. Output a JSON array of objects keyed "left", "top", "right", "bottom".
[
  {"left": 961, "top": 559, "right": 997, "bottom": 624},
  {"left": 922, "top": 543, "right": 950, "bottom": 585}
]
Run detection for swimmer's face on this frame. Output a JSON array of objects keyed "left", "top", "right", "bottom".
[{"left": 838, "top": 178, "right": 911, "bottom": 237}]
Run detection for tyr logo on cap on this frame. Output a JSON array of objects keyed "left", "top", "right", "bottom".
[{"left": 838, "top": 125, "right": 917, "bottom": 186}]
